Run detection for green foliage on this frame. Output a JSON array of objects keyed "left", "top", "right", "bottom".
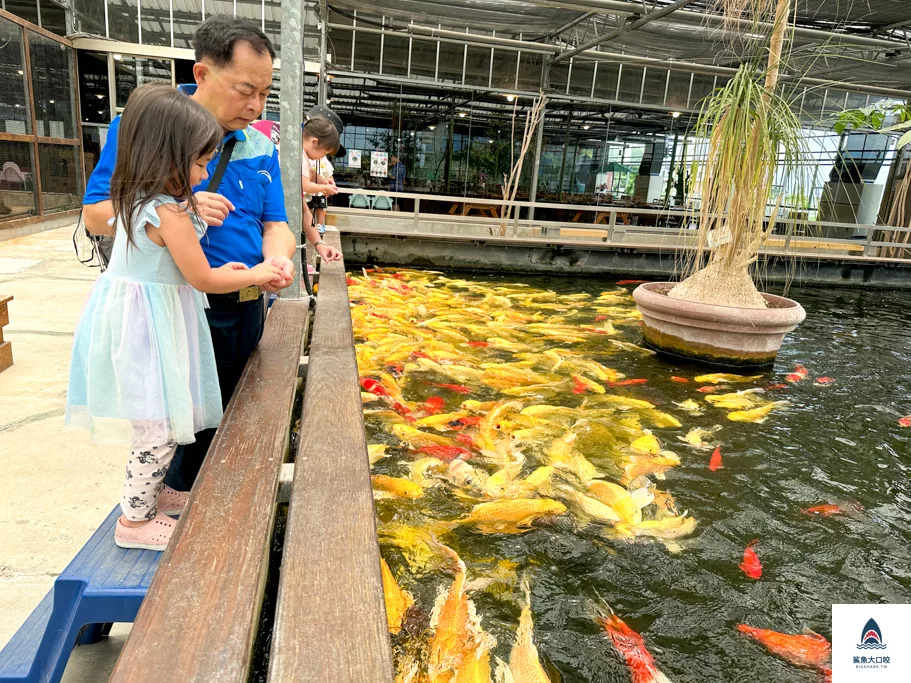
[{"left": 832, "top": 104, "right": 911, "bottom": 135}]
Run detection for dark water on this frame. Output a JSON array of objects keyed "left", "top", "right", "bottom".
[{"left": 363, "top": 273, "right": 911, "bottom": 682}]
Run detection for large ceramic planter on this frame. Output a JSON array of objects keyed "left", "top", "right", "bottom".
[{"left": 632, "top": 282, "right": 806, "bottom": 368}]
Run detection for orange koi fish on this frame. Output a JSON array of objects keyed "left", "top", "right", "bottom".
[
  {"left": 597, "top": 613, "right": 672, "bottom": 683},
  {"left": 739, "top": 540, "right": 762, "bottom": 579},
  {"left": 814, "top": 377, "right": 834, "bottom": 386},
  {"left": 803, "top": 504, "right": 843, "bottom": 517},
  {"left": 610, "top": 379, "right": 649, "bottom": 387},
  {"left": 697, "top": 386, "right": 720, "bottom": 393},
  {"left": 617, "top": 280, "right": 646, "bottom": 285},
  {"left": 423, "top": 396, "right": 446, "bottom": 414},
  {"left": 786, "top": 364, "right": 810, "bottom": 383},
  {"left": 418, "top": 444, "right": 473, "bottom": 462},
  {"left": 737, "top": 625, "right": 831, "bottom": 677},
  {"left": 709, "top": 447, "right": 723, "bottom": 472},
  {"left": 467, "top": 341, "right": 490, "bottom": 347},
  {"left": 765, "top": 384, "right": 789, "bottom": 391},
  {"left": 898, "top": 415, "right": 911, "bottom": 428},
  {"left": 595, "top": 315, "right": 608, "bottom": 322},
  {"left": 434, "top": 383, "right": 473, "bottom": 394},
  {"left": 670, "top": 377, "right": 689, "bottom": 383}
]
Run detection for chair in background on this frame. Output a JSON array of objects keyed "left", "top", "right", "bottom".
[
  {"left": 349, "top": 193, "right": 372, "bottom": 209},
  {"left": 372, "top": 194, "right": 394, "bottom": 211}
]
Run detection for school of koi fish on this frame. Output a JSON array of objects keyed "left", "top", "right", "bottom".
[{"left": 350, "top": 268, "right": 842, "bottom": 682}]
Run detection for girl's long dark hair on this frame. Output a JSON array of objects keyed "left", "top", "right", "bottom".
[{"left": 110, "top": 84, "right": 222, "bottom": 249}]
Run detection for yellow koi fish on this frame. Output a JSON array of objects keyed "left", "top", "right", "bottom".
[
  {"left": 368, "top": 444, "right": 388, "bottom": 465},
  {"left": 393, "top": 424, "right": 457, "bottom": 448},
  {"left": 459, "top": 498, "right": 567, "bottom": 534},
  {"left": 503, "top": 578, "right": 551, "bottom": 683},
  {"left": 695, "top": 372, "right": 763, "bottom": 384},
  {"left": 678, "top": 426, "right": 722, "bottom": 449},
  {"left": 372, "top": 475, "right": 424, "bottom": 500},
  {"left": 380, "top": 557, "right": 414, "bottom": 634},
  {"left": 727, "top": 401, "right": 790, "bottom": 423}
]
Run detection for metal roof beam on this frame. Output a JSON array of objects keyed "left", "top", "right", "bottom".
[
  {"left": 532, "top": 0, "right": 911, "bottom": 51},
  {"left": 552, "top": 0, "right": 700, "bottom": 64}
]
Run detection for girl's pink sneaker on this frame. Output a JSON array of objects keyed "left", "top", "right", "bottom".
[
  {"left": 157, "top": 486, "right": 189, "bottom": 517},
  {"left": 114, "top": 513, "right": 176, "bottom": 551}
]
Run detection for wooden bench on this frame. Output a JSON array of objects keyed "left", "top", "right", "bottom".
[
  {"left": 765, "top": 237, "right": 865, "bottom": 253},
  {"left": 0, "top": 295, "right": 12, "bottom": 373}
]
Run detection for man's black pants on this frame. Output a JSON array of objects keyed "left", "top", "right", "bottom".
[{"left": 163, "top": 293, "right": 266, "bottom": 492}]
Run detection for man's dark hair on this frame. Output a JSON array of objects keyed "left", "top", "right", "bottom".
[{"left": 193, "top": 15, "right": 276, "bottom": 66}]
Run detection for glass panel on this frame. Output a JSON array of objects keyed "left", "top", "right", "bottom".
[
  {"left": 0, "top": 17, "right": 30, "bottom": 135},
  {"left": 353, "top": 28, "right": 381, "bottom": 74},
  {"left": 617, "top": 65, "right": 644, "bottom": 104},
  {"left": 641, "top": 68, "right": 668, "bottom": 105},
  {"left": 5, "top": 1, "right": 39, "bottom": 26},
  {"left": 77, "top": 51, "right": 111, "bottom": 125},
  {"left": 115, "top": 56, "right": 138, "bottom": 109},
  {"left": 38, "top": 144, "right": 82, "bottom": 213},
  {"left": 569, "top": 60, "right": 596, "bottom": 97},
  {"left": 845, "top": 92, "right": 868, "bottom": 111},
  {"left": 409, "top": 38, "right": 438, "bottom": 81},
  {"left": 666, "top": 70, "right": 690, "bottom": 111},
  {"left": 81, "top": 125, "right": 106, "bottom": 180},
  {"left": 490, "top": 49, "right": 518, "bottom": 90},
  {"left": 464, "top": 45, "right": 491, "bottom": 87},
  {"left": 516, "top": 53, "right": 543, "bottom": 90},
  {"left": 0, "top": 140, "right": 37, "bottom": 219},
  {"left": 592, "top": 62, "right": 620, "bottom": 101},
  {"left": 549, "top": 61, "right": 569, "bottom": 94},
  {"left": 175, "top": 59, "right": 195, "bottom": 86},
  {"left": 141, "top": 58, "right": 173, "bottom": 87},
  {"left": 73, "top": 0, "right": 106, "bottom": 36},
  {"left": 174, "top": 1, "right": 202, "bottom": 49},
  {"left": 264, "top": 0, "right": 282, "bottom": 61},
  {"left": 328, "top": 26, "right": 353, "bottom": 70},
  {"left": 689, "top": 73, "right": 716, "bottom": 108},
  {"left": 40, "top": 1, "right": 68, "bottom": 35},
  {"left": 140, "top": 0, "right": 172, "bottom": 47},
  {"left": 382, "top": 34, "right": 409, "bottom": 76},
  {"left": 29, "top": 31, "right": 77, "bottom": 139},
  {"left": 108, "top": 0, "right": 140, "bottom": 44},
  {"left": 437, "top": 41, "right": 464, "bottom": 84}
]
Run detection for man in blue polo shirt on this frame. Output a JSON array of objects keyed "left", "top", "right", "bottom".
[{"left": 83, "top": 16, "right": 329, "bottom": 492}]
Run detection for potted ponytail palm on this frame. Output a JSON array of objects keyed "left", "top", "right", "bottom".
[{"left": 634, "top": 0, "right": 807, "bottom": 367}]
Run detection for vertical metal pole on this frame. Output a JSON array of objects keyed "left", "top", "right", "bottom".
[
  {"left": 444, "top": 100, "right": 454, "bottom": 193},
  {"left": 104, "top": 0, "right": 109, "bottom": 38},
  {"left": 22, "top": 24, "right": 42, "bottom": 216},
  {"left": 528, "top": 79, "right": 548, "bottom": 222},
  {"left": 557, "top": 105, "right": 572, "bottom": 202},
  {"left": 318, "top": 1, "right": 328, "bottom": 105},
  {"left": 281, "top": 0, "right": 305, "bottom": 299}
]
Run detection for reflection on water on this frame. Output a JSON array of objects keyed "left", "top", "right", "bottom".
[{"left": 355, "top": 271, "right": 911, "bottom": 682}]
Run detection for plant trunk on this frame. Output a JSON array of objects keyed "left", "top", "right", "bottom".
[{"left": 668, "top": 0, "right": 791, "bottom": 309}]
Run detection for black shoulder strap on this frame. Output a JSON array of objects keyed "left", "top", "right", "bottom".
[{"left": 207, "top": 136, "right": 238, "bottom": 194}]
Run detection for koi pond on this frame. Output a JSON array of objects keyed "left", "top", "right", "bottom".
[{"left": 351, "top": 268, "right": 911, "bottom": 683}]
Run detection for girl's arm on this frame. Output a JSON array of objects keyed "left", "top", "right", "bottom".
[
  {"left": 157, "top": 204, "right": 281, "bottom": 293},
  {"left": 301, "top": 170, "right": 338, "bottom": 196}
]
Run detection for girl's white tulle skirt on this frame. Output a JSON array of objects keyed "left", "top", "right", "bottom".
[{"left": 65, "top": 276, "right": 223, "bottom": 447}]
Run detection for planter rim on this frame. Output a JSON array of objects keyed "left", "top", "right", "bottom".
[{"left": 633, "top": 281, "right": 806, "bottom": 327}]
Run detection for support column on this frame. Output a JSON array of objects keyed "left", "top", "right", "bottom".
[
  {"left": 318, "top": 0, "right": 328, "bottom": 106},
  {"left": 281, "top": 0, "right": 305, "bottom": 299},
  {"left": 528, "top": 65, "right": 550, "bottom": 223}
]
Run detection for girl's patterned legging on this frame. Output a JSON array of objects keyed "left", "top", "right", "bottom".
[{"left": 121, "top": 442, "right": 177, "bottom": 521}]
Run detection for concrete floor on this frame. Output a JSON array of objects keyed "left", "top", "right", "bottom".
[{"left": 0, "top": 226, "right": 129, "bottom": 680}]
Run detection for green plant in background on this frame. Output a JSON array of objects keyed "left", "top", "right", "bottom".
[
  {"left": 669, "top": 0, "right": 811, "bottom": 309},
  {"left": 832, "top": 103, "right": 911, "bottom": 135}
]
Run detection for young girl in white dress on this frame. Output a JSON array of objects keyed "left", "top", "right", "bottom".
[{"left": 66, "top": 84, "right": 282, "bottom": 550}]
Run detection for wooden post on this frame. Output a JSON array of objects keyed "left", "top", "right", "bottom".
[{"left": 0, "top": 296, "right": 12, "bottom": 373}]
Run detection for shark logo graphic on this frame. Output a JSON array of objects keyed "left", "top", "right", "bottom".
[{"left": 857, "top": 618, "right": 887, "bottom": 650}]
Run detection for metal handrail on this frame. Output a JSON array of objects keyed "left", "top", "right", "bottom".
[{"left": 332, "top": 187, "right": 911, "bottom": 259}]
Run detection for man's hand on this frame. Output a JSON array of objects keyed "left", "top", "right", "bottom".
[
  {"left": 261, "top": 255, "right": 295, "bottom": 293},
  {"left": 316, "top": 243, "right": 342, "bottom": 263},
  {"left": 190, "top": 192, "right": 235, "bottom": 227}
]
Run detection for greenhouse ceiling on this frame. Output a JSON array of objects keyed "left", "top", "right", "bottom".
[{"left": 328, "top": 0, "right": 911, "bottom": 91}]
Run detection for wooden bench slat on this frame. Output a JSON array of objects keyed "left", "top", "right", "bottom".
[
  {"left": 268, "top": 233, "right": 394, "bottom": 682},
  {"left": 110, "top": 299, "right": 309, "bottom": 683}
]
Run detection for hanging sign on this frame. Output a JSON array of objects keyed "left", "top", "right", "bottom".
[
  {"left": 370, "top": 151, "right": 388, "bottom": 177},
  {"left": 348, "top": 149, "right": 362, "bottom": 168}
]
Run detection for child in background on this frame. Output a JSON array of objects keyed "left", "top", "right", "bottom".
[
  {"left": 300, "top": 116, "right": 343, "bottom": 262},
  {"left": 306, "top": 154, "right": 334, "bottom": 234},
  {"left": 65, "top": 84, "right": 282, "bottom": 551}
]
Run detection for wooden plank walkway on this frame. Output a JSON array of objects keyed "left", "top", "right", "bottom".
[
  {"left": 109, "top": 299, "right": 309, "bottom": 683},
  {"left": 0, "top": 295, "right": 12, "bottom": 373},
  {"left": 268, "top": 231, "right": 394, "bottom": 682}
]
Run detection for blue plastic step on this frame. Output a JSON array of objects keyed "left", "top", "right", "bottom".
[{"left": 0, "top": 506, "right": 162, "bottom": 683}]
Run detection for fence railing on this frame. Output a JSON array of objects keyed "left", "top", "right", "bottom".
[{"left": 329, "top": 188, "right": 911, "bottom": 263}]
